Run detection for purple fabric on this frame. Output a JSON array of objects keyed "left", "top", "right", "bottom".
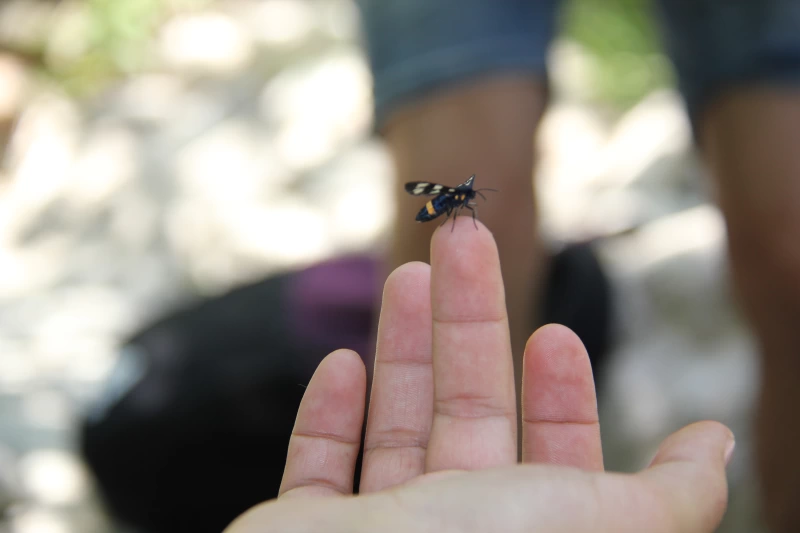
[{"left": 286, "top": 256, "right": 380, "bottom": 370}]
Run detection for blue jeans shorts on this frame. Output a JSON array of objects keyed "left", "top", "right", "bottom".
[{"left": 356, "top": 0, "right": 800, "bottom": 135}]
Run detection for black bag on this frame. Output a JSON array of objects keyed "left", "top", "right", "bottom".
[{"left": 80, "top": 257, "right": 377, "bottom": 533}]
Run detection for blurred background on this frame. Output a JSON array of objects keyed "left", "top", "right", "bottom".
[{"left": 0, "top": 0, "right": 763, "bottom": 531}]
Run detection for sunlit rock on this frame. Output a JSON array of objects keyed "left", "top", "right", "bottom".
[
  {"left": 110, "top": 74, "right": 187, "bottom": 125},
  {"left": 1, "top": 94, "right": 81, "bottom": 245},
  {"left": 64, "top": 122, "right": 139, "bottom": 216},
  {"left": 232, "top": 0, "right": 317, "bottom": 46},
  {"left": 159, "top": 11, "right": 253, "bottom": 73},
  {"left": 260, "top": 50, "right": 372, "bottom": 170},
  {"left": 19, "top": 449, "right": 87, "bottom": 506},
  {"left": 0, "top": 54, "right": 28, "bottom": 119}
]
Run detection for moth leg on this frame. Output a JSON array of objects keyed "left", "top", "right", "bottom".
[
  {"left": 439, "top": 205, "right": 454, "bottom": 227},
  {"left": 465, "top": 203, "right": 478, "bottom": 230},
  {"left": 451, "top": 203, "right": 468, "bottom": 232}
]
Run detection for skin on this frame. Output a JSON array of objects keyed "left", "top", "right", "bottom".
[
  {"left": 225, "top": 219, "right": 734, "bottom": 533},
  {"left": 384, "top": 77, "right": 800, "bottom": 532},
  {"left": 701, "top": 88, "right": 800, "bottom": 532}
]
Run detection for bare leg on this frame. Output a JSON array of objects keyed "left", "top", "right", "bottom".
[
  {"left": 381, "top": 75, "right": 549, "bottom": 412},
  {"left": 701, "top": 88, "right": 800, "bottom": 533}
]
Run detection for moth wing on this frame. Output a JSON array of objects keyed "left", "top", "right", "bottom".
[{"left": 404, "top": 182, "right": 455, "bottom": 196}]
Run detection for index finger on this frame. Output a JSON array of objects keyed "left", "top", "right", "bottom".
[{"left": 425, "top": 217, "right": 517, "bottom": 472}]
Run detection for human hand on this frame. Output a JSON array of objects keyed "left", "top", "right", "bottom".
[{"left": 225, "top": 217, "right": 734, "bottom": 532}]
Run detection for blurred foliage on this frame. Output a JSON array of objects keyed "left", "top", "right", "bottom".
[
  {"left": 61, "top": 0, "right": 214, "bottom": 94},
  {"left": 0, "top": 0, "right": 212, "bottom": 96},
  {"left": 54, "top": 0, "right": 164, "bottom": 94},
  {"left": 563, "top": 0, "right": 674, "bottom": 109}
]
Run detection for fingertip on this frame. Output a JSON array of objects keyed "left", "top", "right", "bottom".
[
  {"left": 430, "top": 217, "right": 505, "bottom": 322},
  {"left": 383, "top": 261, "right": 431, "bottom": 301},
  {"left": 525, "top": 324, "right": 589, "bottom": 365},
  {"left": 318, "top": 348, "right": 366, "bottom": 384},
  {"left": 647, "top": 420, "right": 735, "bottom": 469},
  {"left": 430, "top": 216, "right": 495, "bottom": 257},
  {"left": 641, "top": 421, "right": 734, "bottom": 531},
  {"left": 523, "top": 324, "right": 596, "bottom": 403},
  {"left": 390, "top": 260, "right": 432, "bottom": 277},
  {"left": 327, "top": 347, "right": 363, "bottom": 363},
  {"left": 302, "top": 349, "right": 367, "bottom": 425}
]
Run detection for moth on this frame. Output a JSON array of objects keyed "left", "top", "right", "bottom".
[{"left": 404, "top": 174, "right": 497, "bottom": 230}]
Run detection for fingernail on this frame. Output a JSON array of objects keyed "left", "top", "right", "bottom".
[{"left": 724, "top": 435, "right": 736, "bottom": 466}]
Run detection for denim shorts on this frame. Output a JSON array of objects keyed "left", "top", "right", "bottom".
[{"left": 356, "top": 0, "right": 800, "bottom": 134}]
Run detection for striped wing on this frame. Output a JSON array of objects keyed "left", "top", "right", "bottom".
[{"left": 405, "top": 182, "right": 456, "bottom": 196}]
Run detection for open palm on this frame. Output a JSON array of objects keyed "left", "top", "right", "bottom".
[{"left": 227, "top": 218, "right": 733, "bottom": 533}]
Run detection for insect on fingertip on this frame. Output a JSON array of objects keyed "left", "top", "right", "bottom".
[{"left": 403, "top": 174, "right": 496, "bottom": 229}]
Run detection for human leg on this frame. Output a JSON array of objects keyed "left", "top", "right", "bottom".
[
  {"left": 658, "top": 1, "right": 800, "bottom": 530},
  {"left": 703, "top": 90, "right": 800, "bottom": 533}
]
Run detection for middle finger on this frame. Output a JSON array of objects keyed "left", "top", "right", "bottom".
[{"left": 425, "top": 218, "right": 517, "bottom": 472}]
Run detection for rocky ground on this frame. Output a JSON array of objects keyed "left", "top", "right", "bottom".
[{"left": 0, "top": 1, "right": 765, "bottom": 531}]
